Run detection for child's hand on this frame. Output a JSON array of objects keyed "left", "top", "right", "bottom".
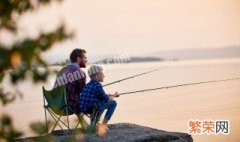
[
  {"left": 113, "top": 92, "right": 119, "bottom": 97},
  {"left": 109, "top": 92, "right": 119, "bottom": 99},
  {"left": 108, "top": 94, "right": 115, "bottom": 100}
]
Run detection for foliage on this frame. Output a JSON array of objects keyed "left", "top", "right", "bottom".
[
  {"left": 0, "top": 115, "right": 22, "bottom": 141},
  {"left": 0, "top": 0, "right": 72, "bottom": 141},
  {"left": 0, "top": 0, "right": 72, "bottom": 105}
]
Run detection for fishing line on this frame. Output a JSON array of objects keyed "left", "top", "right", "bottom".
[
  {"left": 103, "top": 67, "right": 167, "bottom": 87},
  {"left": 118, "top": 77, "right": 240, "bottom": 96}
]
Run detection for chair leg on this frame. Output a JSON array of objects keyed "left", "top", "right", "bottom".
[
  {"left": 90, "top": 111, "right": 100, "bottom": 127},
  {"left": 47, "top": 110, "right": 69, "bottom": 135},
  {"left": 51, "top": 114, "right": 63, "bottom": 133},
  {"left": 65, "top": 107, "right": 70, "bottom": 129},
  {"left": 77, "top": 113, "right": 89, "bottom": 130},
  {"left": 44, "top": 107, "right": 49, "bottom": 134},
  {"left": 85, "top": 110, "right": 101, "bottom": 133},
  {"left": 50, "top": 111, "right": 69, "bottom": 128}
]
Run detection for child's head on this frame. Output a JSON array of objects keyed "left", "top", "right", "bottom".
[{"left": 88, "top": 65, "right": 105, "bottom": 82}]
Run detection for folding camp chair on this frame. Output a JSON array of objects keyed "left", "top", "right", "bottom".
[
  {"left": 84, "top": 104, "right": 102, "bottom": 133},
  {"left": 42, "top": 85, "right": 89, "bottom": 135}
]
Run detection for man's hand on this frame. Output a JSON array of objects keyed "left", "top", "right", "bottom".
[{"left": 109, "top": 92, "right": 119, "bottom": 99}]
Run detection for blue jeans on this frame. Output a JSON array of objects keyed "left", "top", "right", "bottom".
[{"left": 98, "top": 100, "right": 117, "bottom": 120}]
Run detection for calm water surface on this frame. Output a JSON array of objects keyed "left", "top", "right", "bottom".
[{"left": 1, "top": 58, "right": 240, "bottom": 142}]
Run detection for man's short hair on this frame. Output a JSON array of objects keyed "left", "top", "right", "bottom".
[{"left": 70, "top": 48, "right": 86, "bottom": 63}]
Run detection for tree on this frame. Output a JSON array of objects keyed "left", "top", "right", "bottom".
[{"left": 0, "top": 0, "right": 72, "bottom": 141}]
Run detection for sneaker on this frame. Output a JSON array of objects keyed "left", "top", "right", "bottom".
[
  {"left": 96, "top": 123, "right": 108, "bottom": 137},
  {"left": 97, "top": 123, "right": 109, "bottom": 130}
]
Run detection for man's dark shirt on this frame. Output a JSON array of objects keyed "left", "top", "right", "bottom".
[{"left": 54, "top": 63, "right": 86, "bottom": 113}]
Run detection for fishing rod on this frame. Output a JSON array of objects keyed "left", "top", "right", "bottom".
[
  {"left": 118, "top": 77, "right": 240, "bottom": 96},
  {"left": 103, "top": 67, "right": 166, "bottom": 87}
]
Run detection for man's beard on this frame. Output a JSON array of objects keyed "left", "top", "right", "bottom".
[{"left": 80, "top": 63, "right": 86, "bottom": 68}]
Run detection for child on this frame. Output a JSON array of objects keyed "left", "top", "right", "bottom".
[{"left": 79, "top": 65, "right": 119, "bottom": 132}]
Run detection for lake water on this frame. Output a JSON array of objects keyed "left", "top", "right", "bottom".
[{"left": 1, "top": 58, "right": 240, "bottom": 142}]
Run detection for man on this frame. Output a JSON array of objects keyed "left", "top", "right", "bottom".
[
  {"left": 79, "top": 65, "right": 119, "bottom": 132},
  {"left": 54, "top": 48, "right": 87, "bottom": 114}
]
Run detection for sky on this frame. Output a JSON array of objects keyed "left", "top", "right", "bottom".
[{"left": 4, "top": 0, "right": 240, "bottom": 62}]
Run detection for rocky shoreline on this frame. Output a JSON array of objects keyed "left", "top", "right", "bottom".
[{"left": 17, "top": 123, "right": 193, "bottom": 142}]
